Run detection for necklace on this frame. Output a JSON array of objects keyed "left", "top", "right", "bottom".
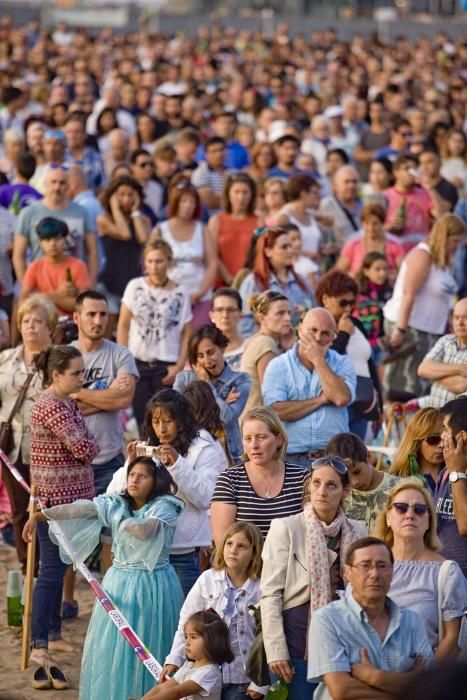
[{"left": 249, "top": 464, "right": 284, "bottom": 499}]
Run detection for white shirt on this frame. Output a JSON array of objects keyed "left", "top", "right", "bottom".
[{"left": 173, "top": 662, "right": 222, "bottom": 699}]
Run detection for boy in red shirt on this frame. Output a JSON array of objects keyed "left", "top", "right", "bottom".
[{"left": 20, "top": 217, "right": 90, "bottom": 316}]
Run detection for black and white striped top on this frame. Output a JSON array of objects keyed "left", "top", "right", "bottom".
[{"left": 211, "top": 463, "right": 308, "bottom": 539}]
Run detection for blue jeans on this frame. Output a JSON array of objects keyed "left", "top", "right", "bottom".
[
  {"left": 348, "top": 415, "right": 368, "bottom": 441},
  {"left": 93, "top": 452, "right": 125, "bottom": 496},
  {"left": 285, "top": 453, "right": 313, "bottom": 469},
  {"left": 222, "top": 684, "right": 249, "bottom": 700},
  {"left": 271, "top": 656, "right": 317, "bottom": 699},
  {"left": 31, "top": 521, "right": 68, "bottom": 648},
  {"left": 170, "top": 550, "right": 200, "bottom": 597}
]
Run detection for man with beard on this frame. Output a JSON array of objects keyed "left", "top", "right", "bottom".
[{"left": 71, "top": 290, "right": 138, "bottom": 495}]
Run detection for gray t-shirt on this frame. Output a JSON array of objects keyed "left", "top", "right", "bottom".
[
  {"left": 71, "top": 339, "right": 139, "bottom": 464},
  {"left": 15, "top": 199, "right": 95, "bottom": 262}
]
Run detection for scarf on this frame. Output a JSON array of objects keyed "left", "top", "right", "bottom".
[{"left": 304, "top": 504, "right": 358, "bottom": 615}]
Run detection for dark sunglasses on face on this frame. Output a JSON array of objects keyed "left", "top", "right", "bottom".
[
  {"left": 338, "top": 298, "right": 355, "bottom": 308},
  {"left": 137, "top": 161, "right": 153, "bottom": 168},
  {"left": 391, "top": 502, "right": 430, "bottom": 517},
  {"left": 311, "top": 457, "right": 348, "bottom": 475},
  {"left": 423, "top": 434, "right": 442, "bottom": 446}
]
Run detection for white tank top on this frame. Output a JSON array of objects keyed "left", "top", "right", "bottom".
[
  {"left": 159, "top": 220, "right": 211, "bottom": 301},
  {"left": 283, "top": 209, "right": 322, "bottom": 255},
  {"left": 384, "top": 242, "right": 457, "bottom": 334}
]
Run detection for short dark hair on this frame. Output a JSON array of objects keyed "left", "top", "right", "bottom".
[
  {"left": 36, "top": 217, "right": 69, "bottom": 240},
  {"left": 315, "top": 270, "right": 358, "bottom": 305},
  {"left": 392, "top": 154, "right": 418, "bottom": 171},
  {"left": 325, "top": 432, "right": 368, "bottom": 464},
  {"left": 389, "top": 115, "right": 410, "bottom": 133},
  {"left": 205, "top": 136, "right": 226, "bottom": 151},
  {"left": 327, "top": 148, "right": 349, "bottom": 165},
  {"left": 286, "top": 173, "right": 319, "bottom": 201},
  {"left": 17, "top": 151, "right": 36, "bottom": 180},
  {"left": 187, "top": 325, "right": 229, "bottom": 367},
  {"left": 212, "top": 287, "right": 243, "bottom": 311},
  {"left": 129, "top": 148, "right": 151, "bottom": 165},
  {"left": 440, "top": 397, "right": 467, "bottom": 439},
  {"left": 143, "top": 389, "right": 198, "bottom": 457},
  {"left": 345, "top": 537, "right": 394, "bottom": 566},
  {"left": 186, "top": 610, "right": 234, "bottom": 665},
  {"left": 275, "top": 134, "right": 300, "bottom": 147},
  {"left": 75, "top": 290, "right": 108, "bottom": 311},
  {"left": 123, "top": 456, "right": 178, "bottom": 510}
]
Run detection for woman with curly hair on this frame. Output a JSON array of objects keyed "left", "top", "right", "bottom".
[
  {"left": 389, "top": 407, "right": 444, "bottom": 495},
  {"left": 238, "top": 226, "right": 313, "bottom": 337},
  {"left": 97, "top": 174, "right": 151, "bottom": 336}
]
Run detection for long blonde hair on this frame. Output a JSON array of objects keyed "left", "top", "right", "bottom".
[
  {"left": 374, "top": 477, "right": 441, "bottom": 551},
  {"left": 427, "top": 213, "right": 465, "bottom": 268},
  {"left": 390, "top": 408, "right": 442, "bottom": 477}
]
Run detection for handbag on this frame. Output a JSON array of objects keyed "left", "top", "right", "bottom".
[
  {"left": 0, "top": 372, "right": 35, "bottom": 454},
  {"left": 349, "top": 376, "right": 380, "bottom": 421}
]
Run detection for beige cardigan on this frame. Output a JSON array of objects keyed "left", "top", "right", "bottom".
[{"left": 260, "top": 511, "right": 367, "bottom": 662}]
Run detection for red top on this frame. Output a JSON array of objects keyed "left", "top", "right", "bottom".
[
  {"left": 214, "top": 212, "right": 258, "bottom": 288},
  {"left": 30, "top": 392, "right": 100, "bottom": 506}
]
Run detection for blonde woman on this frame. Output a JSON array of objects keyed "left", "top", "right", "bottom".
[
  {"left": 383, "top": 213, "right": 465, "bottom": 397},
  {"left": 390, "top": 408, "right": 444, "bottom": 494},
  {"left": 117, "top": 239, "right": 192, "bottom": 428},
  {"left": 211, "top": 407, "right": 308, "bottom": 544},
  {"left": 374, "top": 477, "right": 467, "bottom": 661},
  {"left": 240, "top": 291, "right": 292, "bottom": 417}
]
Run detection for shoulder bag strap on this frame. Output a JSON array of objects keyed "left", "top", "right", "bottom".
[{"left": 4, "top": 372, "right": 35, "bottom": 425}]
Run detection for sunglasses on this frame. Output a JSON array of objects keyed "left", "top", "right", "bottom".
[
  {"left": 137, "top": 161, "right": 153, "bottom": 168},
  {"left": 311, "top": 457, "right": 348, "bottom": 475},
  {"left": 423, "top": 435, "right": 442, "bottom": 446},
  {"left": 338, "top": 298, "right": 355, "bottom": 308},
  {"left": 391, "top": 502, "right": 430, "bottom": 517}
]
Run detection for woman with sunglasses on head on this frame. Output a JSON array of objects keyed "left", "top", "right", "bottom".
[
  {"left": 150, "top": 183, "right": 217, "bottom": 327},
  {"left": 207, "top": 172, "right": 260, "bottom": 288},
  {"left": 389, "top": 408, "right": 444, "bottom": 495},
  {"left": 316, "top": 269, "right": 382, "bottom": 440},
  {"left": 238, "top": 227, "right": 314, "bottom": 338},
  {"left": 374, "top": 478, "right": 467, "bottom": 661},
  {"left": 260, "top": 456, "right": 367, "bottom": 699}
]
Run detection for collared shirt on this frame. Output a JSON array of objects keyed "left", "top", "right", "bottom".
[
  {"left": 421, "top": 333, "right": 467, "bottom": 407},
  {"left": 308, "top": 589, "right": 434, "bottom": 700},
  {"left": 238, "top": 271, "right": 315, "bottom": 338},
  {"left": 166, "top": 568, "right": 267, "bottom": 693},
  {"left": 174, "top": 364, "right": 251, "bottom": 462},
  {"left": 262, "top": 344, "right": 356, "bottom": 452},
  {"left": 64, "top": 146, "right": 105, "bottom": 190}
]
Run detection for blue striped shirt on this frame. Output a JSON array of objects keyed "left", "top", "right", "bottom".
[
  {"left": 262, "top": 344, "right": 356, "bottom": 452},
  {"left": 308, "top": 589, "right": 434, "bottom": 700}
]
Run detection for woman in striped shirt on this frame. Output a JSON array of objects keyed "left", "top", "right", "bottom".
[{"left": 210, "top": 407, "right": 307, "bottom": 544}]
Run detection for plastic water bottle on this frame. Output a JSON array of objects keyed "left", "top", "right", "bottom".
[{"left": 7, "top": 570, "right": 23, "bottom": 627}]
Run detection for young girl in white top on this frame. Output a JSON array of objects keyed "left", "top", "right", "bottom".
[
  {"left": 162, "top": 522, "right": 267, "bottom": 699},
  {"left": 286, "top": 224, "right": 319, "bottom": 293},
  {"left": 143, "top": 609, "right": 233, "bottom": 700}
]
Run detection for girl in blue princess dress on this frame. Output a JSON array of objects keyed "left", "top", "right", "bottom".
[{"left": 23, "top": 457, "right": 185, "bottom": 700}]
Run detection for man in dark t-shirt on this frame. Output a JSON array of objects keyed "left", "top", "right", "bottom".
[{"left": 437, "top": 397, "right": 467, "bottom": 577}]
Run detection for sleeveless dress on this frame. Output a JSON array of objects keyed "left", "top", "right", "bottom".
[
  {"left": 214, "top": 212, "right": 258, "bottom": 288},
  {"left": 45, "top": 494, "right": 184, "bottom": 700},
  {"left": 159, "top": 220, "right": 210, "bottom": 302}
]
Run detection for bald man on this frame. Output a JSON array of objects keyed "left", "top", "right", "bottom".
[
  {"left": 262, "top": 308, "right": 357, "bottom": 467},
  {"left": 319, "top": 165, "right": 362, "bottom": 246},
  {"left": 13, "top": 165, "right": 98, "bottom": 285},
  {"left": 416, "top": 298, "right": 467, "bottom": 407}
]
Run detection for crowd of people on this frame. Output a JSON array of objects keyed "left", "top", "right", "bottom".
[{"left": 0, "top": 16, "right": 466, "bottom": 700}]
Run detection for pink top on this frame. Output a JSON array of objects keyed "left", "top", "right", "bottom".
[
  {"left": 30, "top": 392, "right": 100, "bottom": 506},
  {"left": 0, "top": 466, "right": 12, "bottom": 520},
  {"left": 340, "top": 236, "right": 405, "bottom": 275},
  {"left": 384, "top": 186, "right": 433, "bottom": 252}
]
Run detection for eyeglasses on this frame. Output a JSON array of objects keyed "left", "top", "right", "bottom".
[
  {"left": 338, "top": 298, "right": 355, "bottom": 308},
  {"left": 311, "top": 457, "right": 348, "bottom": 475},
  {"left": 349, "top": 561, "right": 392, "bottom": 574},
  {"left": 137, "top": 161, "right": 153, "bottom": 168},
  {"left": 391, "top": 502, "right": 430, "bottom": 517},
  {"left": 399, "top": 131, "right": 413, "bottom": 138},
  {"left": 423, "top": 435, "right": 442, "bottom": 446}
]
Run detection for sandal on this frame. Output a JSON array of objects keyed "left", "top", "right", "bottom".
[
  {"left": 32, "top": 666, "right": 52, "bottom": 690},
  {"left": 46, "top": 665, "right": 71, "bottom": 691}
]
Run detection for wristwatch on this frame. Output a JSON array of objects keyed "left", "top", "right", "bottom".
[{"left": 448, "top": 472, "right": 467, "bottom": 483}]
